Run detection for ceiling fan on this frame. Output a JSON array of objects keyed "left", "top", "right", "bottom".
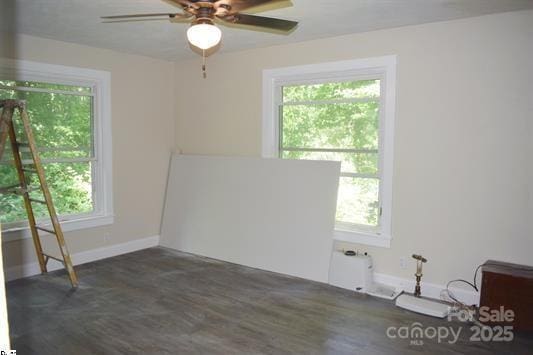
[{"left": 102, "top": 0, "right": 298, "bottom": 51}]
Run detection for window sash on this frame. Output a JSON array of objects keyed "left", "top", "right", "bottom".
[
  {"left": 280, "top": 97, "right": 379, "bottom": 106},
  {"left": 1, "top": 81, "right": 97, "bottom": 226},
  {"left": 280, "top": 147, "right": 378, "bottom": 154},
  {"left": 1, "top": 82, "right": 96, "bottom": 156},
  {"left": 0, "top": 84, "right": 95, "bottom": 97},
  {"left": 0, "top": 83, "right": 95, "bottom": 152},
  {"left": 1, "top": 146, "right": 93, "bottom": 162},
  {"left": 0, "top": 59, "right": 113, "bottom": 239},
  {"left": 263, "top": 56, "right": 397, "bottom": 247},
  {"left": 278, "top": 84, "right": 381, "bottom": 152},
  {"left": 0, "top": 157, "right": 95, "bottom": 165},
  {"left": 0, "top": 159, "right": 96, "bottom": 228},
  {"left": 3, "top": 209, "right": 97, "bottom": 231},
  {"left": 13, "top": 146, "right": 92, "bottom": 152},
  {"left": 279, "top": 148, "right": 382, "bottom": 224},
  {"left": 278, "top": 79, "right": 383, "bottom": 228}
]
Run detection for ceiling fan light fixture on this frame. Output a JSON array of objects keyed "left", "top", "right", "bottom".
[{"left": 187, "top": 22, "right": 222, "bottom": 50}]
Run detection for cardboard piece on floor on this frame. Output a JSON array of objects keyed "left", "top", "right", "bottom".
[{"left": 160, "top": 154, "right": 340, "bottom": 283}]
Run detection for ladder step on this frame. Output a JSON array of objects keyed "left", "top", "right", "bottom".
[
  {"left": 22, "top": 168, "right": 37, "bottom": 173},
  {"left": 0, "top": 183, "right": 20, "bottom": 194},
  {"left": 17, "top": 142, "right": 30, "bottom": 147},
  {"left": 35, "top": 226, "right": 56, "bottom": 235},
  {"left": 29, "top": 198, "right": 47, "bottom": 204},
  {"left": 42, "top": 253, "right": 64, "bottom": 264},
  {"left": 21, "top": 185, "right": 41, "bottom": 194},
  {"left": 0, "top": 185, "right": 41, "bottom": 195}
]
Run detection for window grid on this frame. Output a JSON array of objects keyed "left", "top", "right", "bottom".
[
  {"left": 278, "top": 79, "right": 383, "bottom": 230},
  {"left": 0, "top": 83, "right": 95, "bottom": 166},
  {"left": 0, "top": 80, "right": 96, "bottom": 226}
]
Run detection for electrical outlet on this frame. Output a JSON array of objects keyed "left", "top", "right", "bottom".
[{"left": 400, "top": 256, "right": 407, "bottom": 269}]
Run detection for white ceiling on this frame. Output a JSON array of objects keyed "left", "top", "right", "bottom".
[{"left": 2, "top": 0, "right": 533, "bottom": 61}]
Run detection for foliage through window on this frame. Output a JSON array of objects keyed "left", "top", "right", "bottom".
[
  {"left": 0, "top": 80, "right": 94, "bottom": 226},
  {"left": 279, "top": 79, "right": 382, "bottom": 230}
]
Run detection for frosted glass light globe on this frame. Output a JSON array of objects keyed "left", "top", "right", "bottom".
[{"left": 187, "top": 23, "right": 222, "bottom": 50}]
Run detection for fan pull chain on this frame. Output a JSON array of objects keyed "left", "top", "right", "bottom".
[{"left": 202, "top": 49, "right": 207, "bottom": 79}]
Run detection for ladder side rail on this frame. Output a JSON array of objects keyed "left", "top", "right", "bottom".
[
  {"left": 5, "top": 106, "right": 47, "bottom": 273},
  {"left": 0, "top": 105, "right": 11, "bottom": 162},
  {"left": 17, "top": 106, "right": 79, "bottom": 287}
]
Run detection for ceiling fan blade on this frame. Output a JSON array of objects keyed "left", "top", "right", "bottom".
[
  {"left": 219, "top": 0, "right": 287, "bottom": 14},
  {"left": 219, "top": 13, "right": 297, "bottom": 32},
  {"left": 167, "top": 0, "right": 200, "bottom": 9},
  {"left": 101, "top": 13, "right": 187, "bottom": 20},
  {"left": 102, "top": 18, "right": 174, "bottom": 24}
]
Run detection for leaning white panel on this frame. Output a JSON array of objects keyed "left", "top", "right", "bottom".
[{"left": 160, "top": 154, "right": 340, "bottom": 283}]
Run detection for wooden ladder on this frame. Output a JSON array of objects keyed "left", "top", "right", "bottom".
[{"left": 0, "top": 99, "right": 78, "bottom": 288}]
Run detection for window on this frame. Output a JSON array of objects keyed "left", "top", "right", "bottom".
[
  {"left": 263, "top": 56, "right": 396, "bottom": 247},
  {"left": 0, "top": 59, "right": 113, "bottom": 240}
]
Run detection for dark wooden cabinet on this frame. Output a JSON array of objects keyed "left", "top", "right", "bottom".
[{"left": 480, "top": 260, "right": 533, "bottom": 332}]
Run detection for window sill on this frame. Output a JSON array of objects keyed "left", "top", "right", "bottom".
[
  {"left": 334, "top": 229, "right": 391, "bottom": 248},
  {"left": 1, "top": 214, "right": 114, "bottom": 243}
]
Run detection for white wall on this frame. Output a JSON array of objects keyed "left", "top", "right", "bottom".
[
  {"left": 172, "top": 10, "right": 533, "bottom": 290},
  {"left": 1, "top": 10, "right": 531, "bottom": 297},
  {"left": 0, "top": 34, "right": 175, "bottom": 270}
]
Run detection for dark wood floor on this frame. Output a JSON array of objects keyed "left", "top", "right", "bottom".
[{"left": 6, "top": 247, "right": 533, "bottom": 354}]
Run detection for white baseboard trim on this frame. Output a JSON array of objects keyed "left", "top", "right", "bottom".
[
  {"left": 374, "top": 272, "right": 480, "bottom": 306},
  {"left": 5, "top": 235, "right": 160, "bottom": 282},
  {"left": 5, "top": 237, "right": 479, "bottom": 306}
]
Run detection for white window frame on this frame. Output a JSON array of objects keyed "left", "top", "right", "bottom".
[
  {"left": 262, "top": 55, "right": 396, "bottom": 248},
  {"left": 0, "top": 58, "right": 113, "bottom": 242}
]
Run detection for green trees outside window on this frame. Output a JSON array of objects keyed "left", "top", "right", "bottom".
[
  {"left": 280, "top": 79, "right": 381, "bottom": 228},
  {"left": 0, "top": 80, "right": 94, "bottom": 226}
]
